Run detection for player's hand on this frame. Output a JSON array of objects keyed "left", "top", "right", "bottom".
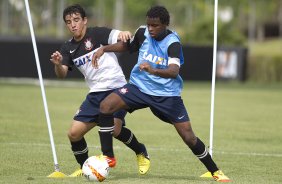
[
  {"left": 139, "top": 62, "right": 153, "bottom": 74},
  {"left": 50, "top": 51, "right": 63, "bottom": 66},
  {"left": 92, "top": 48, "right": 104, "bottom": 69},
  {"left": 118, "top": 31, "right": 132, "bottom": 42}
]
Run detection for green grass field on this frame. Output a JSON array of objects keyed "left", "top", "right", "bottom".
[{"left": 1, "top": 80, "right": 282, "bottom": 184}]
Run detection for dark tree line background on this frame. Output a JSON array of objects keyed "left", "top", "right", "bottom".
[{"left": 1, "top": 0, "right": 282, "bottom": 46}]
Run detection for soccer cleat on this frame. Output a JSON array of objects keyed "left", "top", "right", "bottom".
[
  {"left": 100, "top": 155, "right": 116, "bottom": 168},
  {"left": 212, "top": 170, "right": 231, "bottom": 182},
  {"left": 69, "top": 168, "right": 83, "bottom": 177},
  {"left": 136, "top": 144, "right": 150, "bottom": 175}
]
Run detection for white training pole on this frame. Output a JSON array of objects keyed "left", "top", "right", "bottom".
[
  {"left": 24, "top": 0, "right": 60, "bottom": 172},
  {"left": 209, "top": 0, "right": 218, "bottom": 157}
]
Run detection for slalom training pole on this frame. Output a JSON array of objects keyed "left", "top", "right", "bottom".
[
  {"left": 200, "top": 0, "right": 218, "bottom": 178},
  {"left": 24, "top": 0, "right": 66, "bottom": 178},
  {"left": 209, "top": 0, "right": 219, "bottom": 158}
]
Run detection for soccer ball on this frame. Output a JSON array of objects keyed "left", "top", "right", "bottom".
[{"left": 82, "top": 156, "right": 110, "bottom": 182}]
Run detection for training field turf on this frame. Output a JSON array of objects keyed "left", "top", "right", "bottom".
[{"left": 0, "top": 80, "right": 281, "bottom": 184}]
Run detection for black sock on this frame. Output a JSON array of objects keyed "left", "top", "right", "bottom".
[
  {"left": 115, "top": 127, "right": 143, "bottom": 154},
  {"left": 98, "top": 113, "right": 115, "bottom": 158},
  {"left": 70, "top": 137, "right": 88, "bottom": 168},
  {"left": 190, "top": 137, "right": 218, "bottom": 173}
]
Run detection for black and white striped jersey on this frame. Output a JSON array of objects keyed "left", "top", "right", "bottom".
[{"left": 60, "top": 27, "right": 126, "bottom": 92}]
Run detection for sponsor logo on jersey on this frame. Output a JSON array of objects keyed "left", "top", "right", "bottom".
[
  {"left": 142, "top": 51, "right": 167, "bottom": 66},
  {"left": 84, "top": 38, "right": 93, "bottom": 50},
  {"left": 73, "top": 52, "right": 93, "bottom": 67}
]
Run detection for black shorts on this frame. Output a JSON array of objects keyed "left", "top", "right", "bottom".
[
  {"left": 74, "top": 90, "right": 127, "bottom": 125},
  {"left": 114, "top": 83, "right": 190, "bottom": 124}
]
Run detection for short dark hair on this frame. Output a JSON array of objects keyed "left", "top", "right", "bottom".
[
  {"left": 63, "top": 4, "right": 86, "bottom": 22},
  {"left": 146, "top": 5, "right": 170, "bottom": 26}
]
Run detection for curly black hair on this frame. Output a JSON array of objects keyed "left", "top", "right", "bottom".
[
  {"left": 63, "top": 4, "right": 86, "bottom": 22},
  {"left": 146, "top": 5, "right": 170, "bottom": 26}
]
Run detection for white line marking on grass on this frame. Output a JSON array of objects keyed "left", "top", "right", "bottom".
[
  {"left": 0, "top": 77, "right": 87, "bottom": 88},
  {"left": 2, "top": 142, "right": 282, "bottom": 158},
  {"left": 148, "top": 147, "right": 282, "bottom": 158},
  {"left": 216, "top": 151, "right": 282, "bottom": 158}
]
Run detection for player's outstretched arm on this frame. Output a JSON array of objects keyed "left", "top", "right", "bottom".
[
  {"left": 50, "top": 51, "right": 68, "bottom": 78},
  {"left": 91, "top": 41, "right": 128, "bottom": 68}
]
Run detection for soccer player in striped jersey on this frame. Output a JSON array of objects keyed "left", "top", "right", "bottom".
[
  {"left": 92, "top": 5, "right": 230, "bottom": 182},
  {"left": 50, "top": 4, "right": 150, "bottom": 177}
]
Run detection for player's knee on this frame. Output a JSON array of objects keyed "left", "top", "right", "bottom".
[
  {"left": 179, "top": 129, "right": 197, "bottom": 147},
  {"left": 67, "top": 130, "right": 83, "bottom": 142},
  {"left": 182, "top": 134, "right": 197, "bottom": 147},
  {"left": 100, "top": 100, "right": 114, "bottom": 114}
]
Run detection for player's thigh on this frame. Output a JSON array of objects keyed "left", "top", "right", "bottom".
[
  {"left": 149, "top": 96, "right": 189, "bottom": 123},
  {"left": 100, "top": 92, "right": 128, "bottom": 113},
  {"left": 68, "top": 120, "right": 97, "bottom": 141}
]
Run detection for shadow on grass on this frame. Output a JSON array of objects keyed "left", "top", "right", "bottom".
[{"left": 111, "top": 171, "right": 214, "bottom": 182}]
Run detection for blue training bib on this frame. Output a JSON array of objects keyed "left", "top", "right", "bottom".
[{"left": 129, "top": 28, "right": 184, "bottom": 96}]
